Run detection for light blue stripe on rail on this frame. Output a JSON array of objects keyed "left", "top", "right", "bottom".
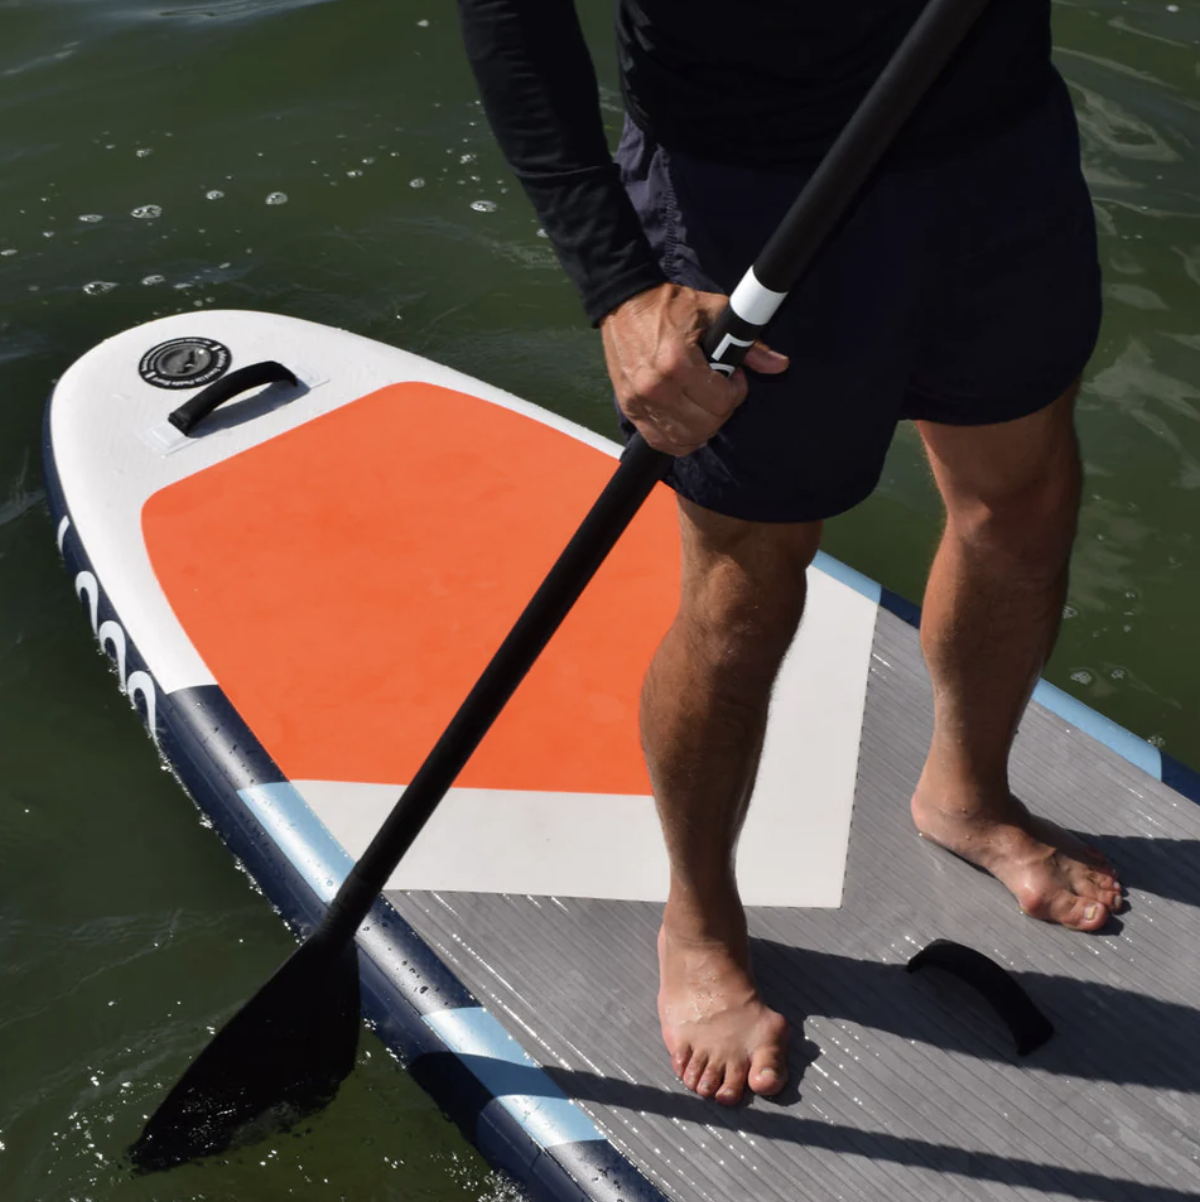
[
  {"left": 239, "top": 782, "right": 354, "bottom": 903},
  {"left": 1032, "top": 679, "right": 1162, "bottom": 780},
  {"left": 813, "top": 550, "right": 883, "bottom": 604},
  {"left": 424, "top": 1007, "right": 603, "bottom": 1150}
]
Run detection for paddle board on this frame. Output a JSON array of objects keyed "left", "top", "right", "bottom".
[{"left": 45, "top": 311, "right": 1200, "bottom": 1202}]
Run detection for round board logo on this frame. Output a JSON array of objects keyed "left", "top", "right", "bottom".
[{"left": 138, "top": 337, "right": 232, "bottom": 390}]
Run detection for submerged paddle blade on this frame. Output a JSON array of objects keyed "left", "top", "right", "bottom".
[{"left": 128, "top": 934, "right": 361, "bottom": 1173}]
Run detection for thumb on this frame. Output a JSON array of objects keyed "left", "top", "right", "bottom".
[{"left": 743, "top": 339, "right": 790, "bottom": 375}]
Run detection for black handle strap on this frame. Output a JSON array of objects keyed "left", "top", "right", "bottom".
[
  {"left": 168, "top": 360, "right": 299, "bottom": 435},
  {"left": 907, "top": 939, "right": 1054, "bottom": 1055}
]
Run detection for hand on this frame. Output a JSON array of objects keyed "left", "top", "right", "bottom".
[{"left": 600, "top": 282, "right": 789, "bottom": 457}]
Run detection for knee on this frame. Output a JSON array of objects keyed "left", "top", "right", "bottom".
[
  {"left": 949, "top": 452, "right": 1082, "bottom": 577},
  {"left": 678, "top": 515, "right": 820, "bottom": 684}
]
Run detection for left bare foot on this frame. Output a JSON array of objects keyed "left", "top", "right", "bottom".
[{"left": 912, "top": 768, "right": 1122, "bottom": 932}]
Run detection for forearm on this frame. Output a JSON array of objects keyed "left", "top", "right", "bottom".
[{"left": 456, "top": 0, "right": 665, "bottom": 323}]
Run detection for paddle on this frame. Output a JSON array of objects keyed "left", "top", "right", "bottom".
[{"left": 128, "top": 0, "right": 992, "bottom": 1172}]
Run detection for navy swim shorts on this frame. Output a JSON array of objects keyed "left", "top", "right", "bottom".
[{"left": 614, "top": 71, "right": 1103, "bottom": 523}]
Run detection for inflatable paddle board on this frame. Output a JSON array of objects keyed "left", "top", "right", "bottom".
[{"left": 46, "top": 311, "right": 1200, "bottom": 1202}]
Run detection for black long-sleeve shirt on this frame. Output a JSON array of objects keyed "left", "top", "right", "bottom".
[{"left": 457, "top": 1, "right": 1054, "bottom": 324}]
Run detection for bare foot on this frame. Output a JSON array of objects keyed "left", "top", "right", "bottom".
[
  {"left": 657, "top": 923, "right": 788, "bottom": 1106},
  {"left": 912, "top": 769, "right": 1122, "bottom": 932}
]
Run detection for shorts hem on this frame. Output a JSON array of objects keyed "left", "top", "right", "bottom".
[
  {"left": 664, "top": 472, "right": 879, "bottom": 525},
  {"left": 903, "top": 374, "right": 1082, "bottom": 427}
]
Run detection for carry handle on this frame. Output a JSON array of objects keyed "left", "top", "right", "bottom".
[{"left": 168, "top": 360, "right": 300, "bottom": 435}]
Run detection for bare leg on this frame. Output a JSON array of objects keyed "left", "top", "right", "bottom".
[
  {"left": 644, "top": 498, "right": 821, "bottom": 1105},
  {"left": 912, "top": 382, "right": 1122, "bottom": 930}
]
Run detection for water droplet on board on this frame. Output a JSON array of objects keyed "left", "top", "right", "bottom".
[
  {"left": 409, "top": 177, "right": 425, "bottom": 188},
  {"left": 131, "top": 204, "right": 162, "bottom": 219},
  {"left": 265, "top": 192, "right": 288, "bottom": 206},
  {"left": 206, "top": 189, "right": 224, "bottom": 200},
  {"left": 1070, "top": 670, "right": 1093, "bottom": 686},
  {"left": 136, "top": 147, "right": 153, "bottom": 158},
  {"left": 78, "top": 214, "right": 103, "bottom": 223},
  {"left": 83, "top": 281, "right": 118, "bottom": 295},
  {"left": 471, "top": 199, "right": 497, "bottom": 213},
  {"left": 1, "top": 248, "right": 16, "bottom": 256}
]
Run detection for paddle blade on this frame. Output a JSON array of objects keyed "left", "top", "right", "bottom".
[{"left": 128, "top": 933, "right": 361, "bottom": 1173}]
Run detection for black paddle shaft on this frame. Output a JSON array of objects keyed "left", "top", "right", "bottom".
[{"left": 321, "top": 0, "right": 994, "bottom": 945}]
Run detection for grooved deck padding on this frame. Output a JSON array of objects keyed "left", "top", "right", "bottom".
[{"left": 389, "top": 609, "right": 1200, "bottom": 1202}]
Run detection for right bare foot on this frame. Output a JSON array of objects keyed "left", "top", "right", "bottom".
[{"left": 657, "top": 923, "right": 788, "bottom": 1106}]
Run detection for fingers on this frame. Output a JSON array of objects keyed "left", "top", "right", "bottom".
[
  {"left": 601, "top": 282, "right": 755, "bottom": 457},
  {"left": 742, "top": 340, "right": 790, "bottom": 375},
  {"left": 623, "top": 351, "right": 747, "bottom": 456}
]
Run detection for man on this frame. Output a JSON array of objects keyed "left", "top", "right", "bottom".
[{"left": 456, "top": 0, "right": 1122, "bottom": 1108}]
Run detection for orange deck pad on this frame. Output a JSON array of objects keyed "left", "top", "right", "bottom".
[{"left": 143, "top": 383, "right": 680, "bottom": 795}]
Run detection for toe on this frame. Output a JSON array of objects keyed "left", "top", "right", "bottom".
[
  {"left": 696, "top": 1063, "right": 723, "bottom": 1099},
  {"left": 1077, "top": 870, "right": 1114, "bottom": 901},
  {"left": 1059, "top": 894, "right": 1109, "bottom": 931},
  {"left": 716, "top": 1061, "right": 749, "bottom": 1107},
  {"left": 682, "top": 1053, "right": 708, "bottom": 1093},
  {"left": 748, "top": 1049, "right": 787, "bottom": 1096},
  {"left": 671, "top": 1045, "right": 691, "bottom": 1081}
]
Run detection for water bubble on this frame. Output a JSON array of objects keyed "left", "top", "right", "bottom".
[
  {"left": 131, "top": 204, "right": 162, "bottom": 219},
  {"left": 471, "top": 199, "right": 497, "bottom": 213},
  {"left": 136, "top": 148, "right": 153, "bottom": 158},
  {"left": 409, "top": 177, "right": 425, "bottom": 188},
  {"left": 1110, "top": 668, "right": 1126, "bottom": 680},
  {"left": 206, "top": 189, "right": 225, "bottom": 200},
  {"left": 42, "top": 230, "right": 55, "bottom": 238},
  {"left": 1062, "top": 604, "right": 1078, "bottom": 619},
  {"left": 1, "top": 248, "right": 16, "bottom": 256},
  {"left": 265, "top": 192, "right": 288, "bottom": 206},
  {"left": 1149, "top": 733, "right": 1166, "bottom": 747},
  {"left": 141, "top": 274, "right": 164, "bottom": 286},
  {"left": 1070, "top": 669, "right": 1093, "bottom": 686},
  {"left": 362, "top": 156, "right": 375, "bottom": 165},
  {"left": 83, "top": 281, "right": 118, "bottom": 295},
  {"left": 417, "top": 17, "right": 429, "bottom": 26},
  {"left": 78, "top": 214, "right": 103, "bottom": 224},
  {"left": 347, "top": 169, "right": 363, "bottom": 178}
]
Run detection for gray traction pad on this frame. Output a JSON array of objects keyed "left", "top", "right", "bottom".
[{"left": 389, "top": 610, "right": 1200, "bottom": 1201}]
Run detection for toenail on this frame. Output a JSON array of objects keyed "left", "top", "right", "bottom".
[
  {"left": 757, "top": 1067, "right": 779, "bottom": 1083},
  {"left": 1084, "top": 903, "right": 1099, "bottom": 922}
]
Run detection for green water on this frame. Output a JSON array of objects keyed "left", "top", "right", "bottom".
[{"left": 1, "top": 1, "right": 1198, "bottom": 1199}]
